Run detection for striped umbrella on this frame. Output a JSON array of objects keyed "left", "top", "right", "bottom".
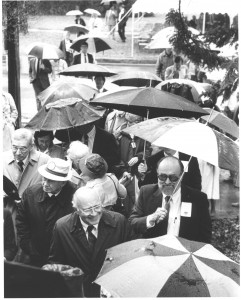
[{"left": 96, "top": 235, "right": 240, "bottom": 297}]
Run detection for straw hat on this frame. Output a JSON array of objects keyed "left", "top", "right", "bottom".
[{"left": 38, "top": 158, "right": 72, "bottom": 181}]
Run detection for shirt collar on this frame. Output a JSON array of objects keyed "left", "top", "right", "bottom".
[
  {"left": 47, "top": 189, "right": 62, "bottom": 198},
  {"left": 87, "top": 125, "right": 96, "bottom": 138},
  {"left": 164, "top": 151, "right": 178, "bottom": 158},
  {"left": 17, "top": 154, "right": 29, "bottom": 166},
  {"left": 79, "top": 217, "right": 98, "bottom": 233},
  {"left": 162, "top": 187, "right": 181, "bottom": 204}
]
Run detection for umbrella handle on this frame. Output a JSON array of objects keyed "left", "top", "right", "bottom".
[
  {"left": 143, "top": 109, "right": 149, "bottom": 160},
  {"left": 205, "top": 106, "right": 215, "bottom": 125}
]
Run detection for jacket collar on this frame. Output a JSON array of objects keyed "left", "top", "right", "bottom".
[{"left": 6, "top": 148, "right": 39, "bottom": 165}]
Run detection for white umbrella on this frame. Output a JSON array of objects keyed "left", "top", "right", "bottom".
[
  {"left": 28, "top": 43, "right": 64, "bottom": 60},
  {"left": 84, "top": 8, "right": 101, "bottom": 16},
  {"left": 66, "top": 10, "right": 83, "bottom": 16}
]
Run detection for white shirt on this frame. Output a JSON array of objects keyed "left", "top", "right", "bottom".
[
  {"left": 47, "top": 189, "right": 61, "bottom": 198},
  {"left": 80, "top": 218, "right": 98, "bottom": 239},
  {"left": 81, "top": 52, "right": 89, "bottom": 63},
  {"left": 81, "top": 126, "right": 96, "bottom": 153}
]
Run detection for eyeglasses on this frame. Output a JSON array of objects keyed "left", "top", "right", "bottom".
[
  {"left": 12, "top": 146, "right": 29, "bottom": 153},
  {"left": 80, "top": 204, "right": 102, "bottom": 215},
  {"left": 157, "top": 173, "right": 180, "bottom": 183}
]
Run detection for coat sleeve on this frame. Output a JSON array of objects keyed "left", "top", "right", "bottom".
[
  {"left": 188, "top": 157, "right": 202, "bottom": 191},
  {"left": 4, "top": 208, "right": 17, "bottom": 261},
  {"left": 42, "top": 59, "right": 52, "bottom": 74},
  {"left": 155, "top": 56, "right": 163, "bottom": 78},
  {"left": 15, "top": 189, "right": 40, "bottom": 256},
  {"left": 48, "top": 222, "right": 66, "bottom": 265},
  {"left": 128, "top": 186, "right": 148, "bottom": 234},
  {"left": 198, "top": 192, "right": 212, "bottom": 243}
]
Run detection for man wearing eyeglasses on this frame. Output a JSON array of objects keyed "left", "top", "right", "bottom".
[
  {"left": 48, "top": 186, "right": 133, "bottom": 297},
  {"left": 129, "top": 156, "right": 211, "bottom": 243}
]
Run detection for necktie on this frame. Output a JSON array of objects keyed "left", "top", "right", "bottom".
[
  {"left": 164, "top": 196, "right": 171, "bottom": 214},
  {"left": 84, "top": 54, "right": 87, "bottom": 63},
  {"left": 87, "top": 225, "right": 96, "bottom": 252},
  {"left": 83, "top": 134, "right": 88, "bottom": 146},
  {"left": 18, "top": 161, "right": 24, "bottom": 172}
]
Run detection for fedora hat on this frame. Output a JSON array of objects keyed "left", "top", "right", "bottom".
[
  {"left": 38, "top": 158, "right": 72, "bottom": 181},
  {"left": 82, "top": 154, "right": 108, "bottom": 179}
]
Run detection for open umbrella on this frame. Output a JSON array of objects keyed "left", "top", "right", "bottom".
[
  {"left": 70, "top": 35, "right": 112, "bottom": 53},
  {"left": 25, "top": 98, "right": 105, "bottom": 131},
  {"left": 59, "top": 63, "right": 116, "bottom": 77},
  {"left": 66, "top": 10, "right": 83, "bottom": 16},
  {"left": 64, "top": 24, "right": 89, "bottom": 34},
  {"left": 95, "top": 235, "right": 240, "bottom": 297},
  {"left": 110, "top": 71, "right": 162, "bottom": 87},
  {"left": 101, "top": 0, "right": 122, "bottom": 4},
  {"left": 123, "top": 117, "right": 239, "bottom": 171},
  {"left": 38, "top": 78, "right": 97, "bottom": 106},
  {"left": 84, "top": 8, "right": 101, "bottom": 16},
  {"left": 28, "top": 43, "right": 64, "bottom": 60},
  {"left": 155, "top": 79, "right": 212, "bottom": 103},
  {"left": 200, "top": 108, "right": 239, "bottom": 139},
  {"left": 91, "top": 87, "right": 209, "bottom": 119}
]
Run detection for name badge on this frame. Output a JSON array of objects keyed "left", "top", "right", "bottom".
[{"left": 181, "top": 202, "right": 192, "bottom": 217}]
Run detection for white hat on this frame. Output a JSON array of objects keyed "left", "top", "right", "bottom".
[{"left": 38, "top": 158, "right": 72, "bottom": 181}]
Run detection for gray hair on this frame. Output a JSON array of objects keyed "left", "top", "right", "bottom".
[
  {"left": 13, "top": 128, "right": 34, "bottom": 145},
  {"left": 67, "top": 140, "right": 89, "bottom": 161},
  {"left": 72, "top": 186, "right": 102, "bottom": 210}
]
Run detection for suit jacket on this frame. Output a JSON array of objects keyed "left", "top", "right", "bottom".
[
  {"left": 140, "top": 151, "right": 202, "bottom": 191},
  {"left": 72, "top": 53, "right": 94, "bottom": 65},
  {"left": 48, "top": 210, "right": 133, "bottom": 296},
  {"left": 16, "top": 182, "right": 76, "bottom": 266},
  {"left": 129, "top": 184, "right": 211, "bottom": 243},
  {"left": 59, "top": 39, "right": 73, "bottom": 66},
  {"left": 3, "top": 149, "right": 50, "bottom": 198},
  {"left": 29, "top": 58, "right": 52, "bottom": 91}
]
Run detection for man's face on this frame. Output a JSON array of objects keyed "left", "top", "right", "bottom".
[
  {"left": 81, "top": 45, "right": 88, "bottom": 54},
  {"left": 174, "top": 61, "right": 181, "bottom": 70},
  {"left": 157, "top": 159, "right": 182, "bottom": 196},
  {"left": 76, "top": 191, "right": 103, "bottom": 225},
  {"left": 95, "top": 76, "right": 105, "bottom": 90},
  {"left": 42, "top": 177, "right": 66, "bottom": 194},
  {"left": 166, "top": 48, "right": 172, "bottom": 55},
  {"left": 12, "top": 137, "right": 32, "bottom": 161},
  {"left": 37, "top": 135, "right": 52, "bottom": 152}
]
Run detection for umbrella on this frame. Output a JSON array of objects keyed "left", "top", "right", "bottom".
[
  {"left": 155, "top": 79, "right": 212, "bottom": 103},
  {"left": 59, "top": 63, "right": 117, "bottom": 77},
  {"left": 101, "top": 0, "right": 122, "bottom": 4},
  {"left": 91, "top": 87, "right": 209, "bottom": 119},
  {"left": 200, "top": 108, "right": 239, "bottom": 139},
  {"left": 64, "top": 24, "right": 89, "bottom": 34},
  {"left": 70, "top": 35, "right": 112, "bottom": 53},
  {"left": 151, "top": 120, "right": 239, "bottom": 172},
  {"left": 84, "top": 8, "right": 101, "bottom": 16},
  {"left": 25, "top": 98, "right": 105, "bottom": 131},
  {"left": 38, "top": 78, "right": 97, "bottom": 106},
  {"left": 95, "top": 235, "right": 240, "bottom": 297},
  {"left": 66, "top": 10, "right": 83, "bottom": 16},
  {"left": 28, "top": 43, "right": 64, "bottom": 60},
  {"left": 110, "top": 71, "right": 162, "bottom": 87}
]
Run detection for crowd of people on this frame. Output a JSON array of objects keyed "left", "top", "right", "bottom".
[{"left": 3, "top": 1, "right": 239, "bottom": 298}]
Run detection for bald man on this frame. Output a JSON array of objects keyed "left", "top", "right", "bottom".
[
  {"left": 129, "top": 156, "right": 211, "bottom": 243},
  {"left": 48, "top": 186, "right": 133, "bottom": 297}
]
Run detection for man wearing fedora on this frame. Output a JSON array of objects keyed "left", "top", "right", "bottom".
[
  {"left": 15, "top": 158, "right": 76, "bottom": 267},
  {"left": 48, "top": 185, "right": 133, "bottom": 297}
]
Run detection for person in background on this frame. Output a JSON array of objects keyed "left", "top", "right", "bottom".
[
  {"left": 88, "top": 13, "right": 103, "bottom": 34},
  {"left": 94, "top": 75, "right": 107, "bottom": 93},
  {"left": 59, "top": 31, "right": 73, "bottom": 66},
  {"left": 34, "top": 130, "right": 65, "bottom": 159},
  {"left": 50, "top": 59, "right": 68, "bottom": 82},
  {"left": 105, "top": 110, "right": 127, "bottom": 139},
  {"left": 118, "top": 3, "right": 128, "bottom": 42},
  {"left": 105, "top": 2, "right": 118, "bottom": 39},
  {"left": 72, "top": 42, "right": 94, "bottom": 65},
  {"left": 155, "top": 48, "right": 174, "bottom": 80},
  {"left": 75, "top": 14, "right": 86, "bottom": 26},
  {"left": 29, "top": 57, "right": 52, "bottom": 111},
  {"left": 165, "top": 56, "right": 188, "bottom": 80},
  {"left": 2, "top": 91, "right": 18, "bottom": 152}
]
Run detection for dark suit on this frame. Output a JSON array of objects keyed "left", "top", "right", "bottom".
[
  {"left": 75, "top": 18, "right": 86, "bottom": 26},
  {"left": 139, "top": 151, "right": 202, "bottom": 191},
  {"left": 48, "top": 210, "right": 133, "bottom": 297},
  {"left": 16, "top": 182, "right": 76, "bottom": 267},
  {"left": 72, "top": 53, "right": 94, "bottom": 65},
  {"left": 59, "top": 39, "right": 73, "bottom": 66},
  {"left": 129, "top": 184, "right": 211, "bottom": 243}
]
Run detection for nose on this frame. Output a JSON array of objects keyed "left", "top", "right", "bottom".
[
  {"left": 165, "top": 177, "right": 171, "bottom": 184},
  {"left": 16, "top": 148, "right": 21, "bottom": 155}
]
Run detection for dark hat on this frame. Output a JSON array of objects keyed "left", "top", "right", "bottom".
[{"left": 82, "top": 154, "right": 108, "bottom": 178}]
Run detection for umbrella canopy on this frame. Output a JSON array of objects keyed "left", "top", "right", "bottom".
[
  {"left": 38, "top": 78, "right": 97, "bottom": 106},
  {"left": 101, "top": 0, "right": 122, "bottom": 4},
  {"left": 201, "top": 108, "right": 239, "bottom": 139},
  {"left": 155, "top": 79, "right": 211, "bottom": 103},
  {"left": 150, "top": 120, "right": 239, "bottom": 171},
  {"left": 59, "top": 63, "right": 116, "bottom": 77},
  {"left": 64, "top": 24, "right": 89, "bottom": 34},
  {"left": 70, "top": 35, "right": 112, "bottom": 53},
  {"left": 95, "top": 235, "right": 240, "bottom": 297},
  {"left": 28, "top": 43, "right": 64, "bottom": 60},
  {"left": 84, "top": 8, "right": 101, "bottom": 16},
  {"left": 109, "top": 71, "right": 162, "bottom": 87},
  {"left": 66, "top": 10, "right": 83, "bottom": 16},
  {"left": 25, "top": 98, "right": 105, "bottom": 131},
  {"left": 91, "top": 87, "right": 209, "bottom": 119}
]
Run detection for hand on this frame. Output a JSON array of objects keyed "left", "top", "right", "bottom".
[
  {"left": 155, "top": 207, "right": 168, "bottom": 223},
  {"left": 119, "top": 172, "right": 132, "bottom": 184},
  {"left": 40, "top": 63, "right": 45, "bottom": 69},
  {"left": 138, "top": 163, "right": 147, "bottom": 174},
  {"left": 128, "top": 157, "right": 138, "bottom": 166}
]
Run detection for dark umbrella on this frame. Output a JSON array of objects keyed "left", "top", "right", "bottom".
[
  {"left": 3, "top": 176, "right": 20, "bottom": 200},
  {"left": 25, "top": 98, "right": 105, "bottom": 131},
  {"left": 91, "top": 87, "right": 209, "bottom": 119},
  {"left": 59, "top": 63, "right": 116, "bottom": 77},
  {"left": 70, "top": 35, "right": 112, "bottom": 53},
  {"left": 95, "top": 235, "right": 240, "bottom": 297},
  {"left": 110, "top": 71, "right": 162, "bottom": 87}
]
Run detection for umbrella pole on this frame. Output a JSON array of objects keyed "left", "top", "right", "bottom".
[
  {"left": 67, "top": 128, "right": 71, "bottom": 144},
  {"left": 204, "top": 106, "right": 215, "bottom": 125},
  {"left": 143, "top": 109, "right": 149, "bottom": 162}
]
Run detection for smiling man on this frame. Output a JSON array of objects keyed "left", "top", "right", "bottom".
[
  {"left": 129, "top": 156, "right": 211, "bottom": 243},
  {"left": 48, "top": 186, "right": 133, "bottom": 297}
]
